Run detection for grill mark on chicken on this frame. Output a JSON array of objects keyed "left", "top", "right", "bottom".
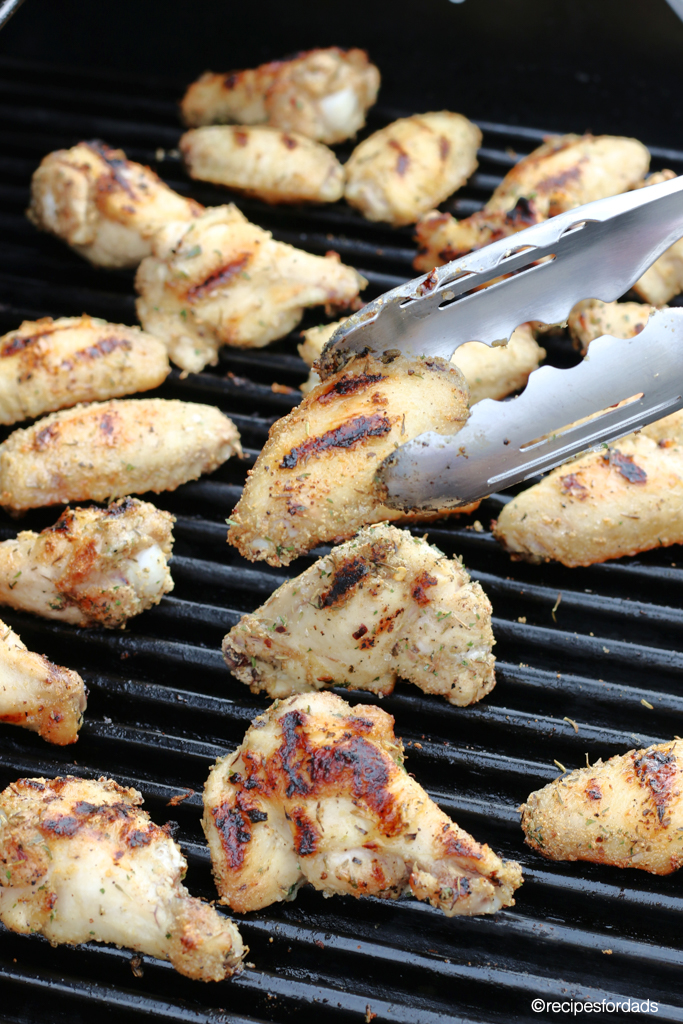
[
  {"left": 212, "top": 804, "right": 252, "bottom": 868},
  {"left": 560, "top": 473, "right": 588, "bottom": 499},
  {"left": 85, "top": 140, "right": 137, "bottom": 199},
  {"left": 602, "top": 448, "right": 648, "bottom": 483},
  {"left": 291, "top": 808, "right": 319, "bottom": 855},
  {"left": 233, "top": 129, "right": 249, "bottom": 146},
  {"left": 1, "top": 330, "right": 55, "bottom": 357},
  {"left": 411, "top": 571, "right": 439, "bottom": 606},
  {"left": 104, "top": 496, "right": 137, "bottom": 518},
  {"left": 439, "top": 136, "right": 450, "bottom": 161},
  {"left": 389, "top": 139, "right": 410, "bottom": 176},
  {"left": 316, "top": 372, "right": 386, "bottom": 404},
  {"left": 585, "top": 782, "right": 602, "bottom": 801},
  {"left": 633, "top": 748, "right": 678, "bottom": 822},
  {"left": 99, "top": 411, "right": 118, "bottom": 437},
  {"left": 187, "top": 255, "right": 250, "bottom": 302},
  {"left": 282, "top": 135, "right": 298, "bottom": 150},
  {"left": 352, "top": 624, "right": 368, "bottom": 640},
  {"left": 319, "top": 557, "right": 370, "bottom": 608},
  {"left": 504, "top": 196, "right": 539, "bottom": 227},
  {"left": 358, "top": 607, "right": 403, "bottom": 649},
  {"left": 34, "top": 423, "right": 59, "bottom": 450},
  {"left": 280, "top": 414, "right": 392, "bottom": 469}
]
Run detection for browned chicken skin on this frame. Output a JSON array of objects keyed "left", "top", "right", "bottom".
[{"left": 203, "top": 692, "right": 523, "bottom": 915}]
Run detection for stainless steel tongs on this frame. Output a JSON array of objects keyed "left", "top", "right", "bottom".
[{"left": 319, "top": 174, "right": 683, "bottom": 511}]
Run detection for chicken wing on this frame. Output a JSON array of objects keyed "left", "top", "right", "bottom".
[
  {"left": 0, "top": 775, "right": 245, "bottom": 980},
  {"left": 180, "top": 125, "right": 344, "bottom": 204},
  {"left": 0, "top": 498, "right": 173, "bottom": 628},
  {"left": 344, "top": 112, "right": 481, "bottom": 227},
  {"left": 0, "top": 621, "right": 86, "bottom": 744},
  {"left": 27, "top": 141, "right": 203, "bottom": 269},
  {"left": 630, "top": 170, "right": 683, "bottom": 304},
  {"left": 180, "top": 48, "right": 380, "bottom": 145},
  {"left": 492, "top": 412, "right": 683, "bottom": 567},
  {"left": 413, "top": 133, "right": 650, "bottom": 271},
  {"left": 0, "top": 315, "right": 170, "bottom": 426},
  {"left": 228, "top": 352, "right": 470, "bottom": 566},
  {"left": 135, "top": 205, "right": 366, "bottom": 373},
  {"left": 203, "top": 691, "right": 522, "bottom": 915},
  {"left": 223, "top": 523, "right": 495, "bottom": 705},
  {"left": 521, "top": 740, "right": 683, "bottom": 875},
  {"left": 298, "top": 319, "right": 544, "bottom": 404},
  {"left": 567, "top": 299, "right": 655, "bottom": 355},
  {"left": 0, "top": 398, "right": 240, "bottom": 511}
]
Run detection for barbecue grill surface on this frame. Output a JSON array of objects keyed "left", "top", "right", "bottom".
[{"left": 0, "top": 55, "right": 683, "bottom": 1024}]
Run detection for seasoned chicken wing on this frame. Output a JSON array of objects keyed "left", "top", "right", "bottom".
[
  {"left": 0, "top": 498, "right": 173, "bottom": 628},
  {"left": 27, "top": 141, "right": 203, "bottom": 269},
  {"left": 0, "top": 398, "right": 240, "bottom": 512},
  {"left": 0, "top": 315, "right": 170, "bottom": 426},
  {"left": 228, "top": 352, "right": 470, "bottom": 566},
  {"left": 181, "top": 48, "right": 380, "bottom": 144},
  {"left": 135, "top": 205, "right": 366, "bottom": 373},
  {"left": 631, "top": 170, "right": 683, "bottom": 304},
  {"left": 298, "top": 319, "right": 544, "bottom": 404},
  {"left": 344, "top": 112, "right": 481, "bottom": 226},
  {"left": 223, "top": 523, "right": 495, "bottom": 705},
  {"left": 0, "top": 775, "right": 245, "bottom": 980},
  {"left": 203, "top": 692, "right": 522, "bottom": 914},
  {"left": 180, "top": 125, "right": 344, "bottom": 204},
  {"left": 492, "top": 412, "right": 683, "bottom": 567},
  {"left": 567, "top": 298, "right": 655, "bottom": 355},
  {"left": 413, "top": 134, "right": 650, "bottom": 271},
  {"left": 521, "top": 740, "right": 683, "bottom": 875},
  {"left": 0, "top": 620, "right": 86, "bottom": 744}
]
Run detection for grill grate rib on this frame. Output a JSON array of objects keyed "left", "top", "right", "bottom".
[{"left": 0, "top": 55, "right": 683, "bottom": 1024}]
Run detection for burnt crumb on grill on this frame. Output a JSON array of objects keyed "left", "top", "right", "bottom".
[
  {"left": 279, "top": 414, "right": 392, "bottom": 468},
  {"left": 601, "top": 448, "right": 648, "bottom": 483}
]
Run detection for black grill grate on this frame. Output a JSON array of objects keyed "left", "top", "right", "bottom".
[{"left": 1, "top": 56, "right": 683, "bottom": 1024}]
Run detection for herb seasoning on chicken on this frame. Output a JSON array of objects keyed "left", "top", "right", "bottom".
[
  {"left": 203, "top": 692, "right": 522, "bottom": 914},
  {"left": 0, "top": 776, "right": 246, "bottom": 980}
]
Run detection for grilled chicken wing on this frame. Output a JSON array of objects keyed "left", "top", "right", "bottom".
[
  {"left": 0, "top": 398, "right": 240, "bottom": 512},
  {"left": 0, "top": 499, "right": 173, "bottom": 628},
  {"left": 344, "top": 112, "right": 481, "bottom": 226},
  {"left": 521, "top": 740, "right": 683, "bottom": 874},
  {"left": 298, "top": 319, "right": 544, "bottom": 405},
  {"left": 0, "top": 775, "right": 245, "bottom": 980},
  {"left": 228, "top": 352, "right": 470, "bottom": 566},
  {"left": 567, "top": 299, "right": 655, "bottom": 355},
  {"left": 223, "top": 523, "right": 495, "bottom": 705},
  {"left": 203, "top": 691, "right": 522, "bottom": 914},
  {"left": 0, "top": 315, "right": 170, "bottom": 426},
  {"left": 180, "top": 125, "right": 344, "bottom": 204},
  {"left": 413, "top": 133, "right": 650, "bottom": 271},
  {"left": 0, "top": 621, "right": 86, "bottom": 744},
  {"left": 180, "top": 48, "right": 380, "bottom": 144},
  {"left": 631, "top": 169, "right": 683, "bottom": 304},
  {"left": 135, "top": 205, "right": 366, "bottom": 373},
  {"left": 492, "top": 412, "right": 683, "bottom": 566},
  {"left": 27, "top": 141, "right": 203, "bottom": 269}
]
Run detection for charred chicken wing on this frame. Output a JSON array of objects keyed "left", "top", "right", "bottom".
[
  {"left": 228, "top": 352, "right": 470, "bottom": 566},
  {"left": 0, "top": 499, "right": 174, "bottom": 628},
  {"left": 0, "top": 621, "right": 86, "bottom": 744},
  {"left": 0, "top": 398, "right": 240, "bottom": 511},
  {"left": 344, "top": 112, "right": 481, "bottom": 226},
  {"left": 223, "top": 523, "right": 495, "bottom": 705},
  {"left": 414, "top": 133, "right": 650, "bottom": 271},
  {"left": 180, "top": 125, "right": 344, "bottom": 204},
  {"left": 135, "top": 205, "right": 366, "bottom": 373},
  {"left": 0, "top": 775, "right": 246, "bottom": 980},
  {"left": 27, "top": 141, "right": 203, "bottom": 269},
  {"left": 521, "top": 740, "right": 683, "bottom": 874},
  {"left": 203, "top": 692, "right": 522, "bottom": 914},
  {"left": 0, "top": 315, "right": 170, "bottom": 425},
  {"left": 180, "top": 48, "right": 380, "bottom": 144}
]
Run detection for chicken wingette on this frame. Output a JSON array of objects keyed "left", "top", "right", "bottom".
[
  {"left": 298, "top": 319, "right": 544, "bottom": 404},
  {"left": 0, "top": 775, "right": 246, "bottom": 980},
  {"left": 630, "top": 170, "right": 683, "bottom": 304},
  {"left": 203, "top": 692, "right": 522, "bottom": 915},
  {"left": 223, "top": 523, "right": 495, "bottom": 706},
  {"left": 135, "top": 205, "right": 366, "bottom": 373},
  {"left": 413, "top": 133, "right": 650, "bottom": 271},
  {"left": 0, "top": 621, "right": 86, "bottom": 744},
  {"left": 180, "top": 47, "right": 380, "bottom": 144},
  {"left": 228, "top": 352, "right": 471, "bottom": 567},
  {"left": 521, "top": 740, "right": 683, "bottom": 875},
  {"left": 492, "top": 411, "right": 683, "bottom": 567},
  {"left": 180, "top": 125, "right": 344, "bottom": 204},
  {"left": 0, "top": 398, "right": 240, "bottom": 511},
  {"left": 0, "top": 499, "right": 174, "bottom": 628},
  {"left": 567, "top": 298, "right": 655, "bottom": 355},
  {"left": 27, "top": 141, "right": 203, "bottom": 269},
  {"left": 344, "top": 111, "right": 481, "bottom": 226},
  {"left": 0, "top": 315, "right": 170, "bottom": 425}
]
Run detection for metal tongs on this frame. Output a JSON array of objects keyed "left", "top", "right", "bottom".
[{"left": 319, "top": 174, "right": 683, "bottom": 511}]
